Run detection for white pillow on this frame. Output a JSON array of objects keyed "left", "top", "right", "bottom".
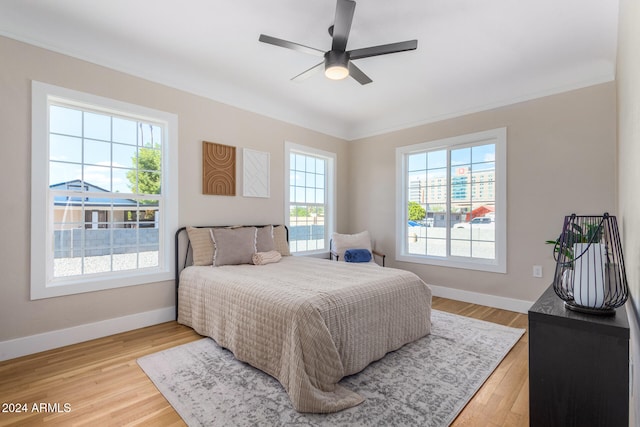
[{"left": 331, "top": 231, "right": 372, "bottom": 262}]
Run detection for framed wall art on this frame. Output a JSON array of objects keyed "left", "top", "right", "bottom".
[
  {"left": 243, "top": 148, "right": 270, "bottom": 198},
  {"left": 202, "top": 141, "right": 236, "bottom": 196}
]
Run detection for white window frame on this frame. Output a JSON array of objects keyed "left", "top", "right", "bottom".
[
  {"left": 395, "top": 127, "right": 507, "bottom": 273},
  {"left": 284, "top": 141, "right": 336, "bottom": 256},
  {"left": 31, "top": 81, "right": 179, "bottom": 299}
]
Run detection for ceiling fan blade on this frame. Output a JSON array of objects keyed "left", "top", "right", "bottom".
[
  {"left": 348, "top": 62, "right": 373, "bottom": 85},
  {"left": 348, "top": 40, "right": 418, "bottom": 60},
  {"left": 331, "top": 0, "right": 356, "bottom": 51},
  {"left": 259, "top": 34, "right": 325, "bottom": 57},
  {"left": 291, "top": 61, "right": 324, "bottom": 82}
]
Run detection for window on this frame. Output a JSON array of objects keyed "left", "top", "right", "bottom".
[
  {"left": 31, "top": 81, "right": 178, "bottom": 299},
  {"left": 396, "top": 128, "right": 506, "bottom": 273},
  {"left": 284, "top": 142, "right": 335, "bottom": 255}
]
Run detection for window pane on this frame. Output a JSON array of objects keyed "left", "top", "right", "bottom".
[
  {"left": 472, "top": 144, "right": 495, "bottom": 163},
  {"left": 50, "top": 161, "right": 82, "bottom": 185},
  {"left": 136, "top": 171, "right": 161, "bottom": 195},
  {"left": 112, "top": 251, "right": 139, "bottom": 272},
  {"left": 306, "top": 188, "right": 316, "bottom": 203},
  {"left": 113, "top": 143, "right": 137, "bottom": 168},
  {"left": 138, "top": 147, "right": 161, "bottom": 172},
  {"left": 305, "top": 156, "right": 316, "bottom": 173},
  {"left": 84, "top": 111, "right": 111, "bottom": 141},
  {"left": 472, "top": 241, "right": 495, "bottom": 259},
  {"left": 426, "top": 237, "right": 446, "bottom": 257},
  {"left": 50, "top": 134, "right": 82, "bottom": 163},
  {"left": 451, "top": 170, "right": 470, "bottom": 201},
  {"left": 138, "top": 123, "right": 160, "bottom": 148},
  {"left": 427, "top": 167, "right": 446, "bottom": 184},
  {"left": 150, "top": 125, "right": 163, "bottom": 149},
  {"left": 305, "top": 172, "right": 316, "bottom": 188},
  {"left": 83, "top": 164, "right": 111, "bottom": 191},
  {"left": 408, "top": 152, "right": 426, "bottom": 171},
  {"left": 451, "top": 147, "right": 471, "bottom": 166},
  {"left": 139, "top": 247, "right": 159, "bottom": 268},
  {"left": 451, "top": 239, "right": 470, "bottom": 257},
  {"left": 84, "top": 139, "right": 111, "bottom": 166},
  {"left": 407, "top": 225, "right": 426, "bottom": 255},
  {"left": 293, "top": 170, "right": 305, "bottom": 187},
  {"left": 50, "top": 105, "right": 82, "bottom": 137},
  {"left": 112, "top": 117, "right": 138, "bottom": 145},
  {"left": 54, "top": 251, "right": 82, "bottom": 277},
  {"left": 112, "top": 167, "right": 134, "bottom": 193}
]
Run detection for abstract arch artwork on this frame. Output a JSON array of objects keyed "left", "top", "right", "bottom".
[{"left": 202, "top": 141, "right": 236, "bottom": 196}]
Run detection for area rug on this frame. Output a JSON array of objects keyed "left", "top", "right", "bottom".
[{"left": 138, "top": 310, "right": 524, "bottom": 427}]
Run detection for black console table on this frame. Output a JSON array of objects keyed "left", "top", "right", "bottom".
[{"left": 528, "top": 285, "right": 630, "bottom": 427}]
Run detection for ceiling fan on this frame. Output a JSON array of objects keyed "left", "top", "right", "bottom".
[{"left": 258, "top": 0, "right": 418, "bottom": 85}]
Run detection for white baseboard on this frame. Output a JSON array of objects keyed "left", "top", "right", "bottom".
[
  {"left": 0, "top": 306, "right": 176, "bottom": 362},
  {"left": 0, "top": 288, "right": 531, "bottom": 362},
  {"left": 430, "top": 285, "right": 533, "bottom": 314}
]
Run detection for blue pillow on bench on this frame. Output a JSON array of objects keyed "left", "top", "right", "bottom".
[{"left": 344, "top": 248, "right": 372, "bottom": 263}]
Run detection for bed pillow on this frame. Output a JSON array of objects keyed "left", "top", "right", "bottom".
[
  {"left": 210, "top": 227, "right": 257, "bottom": 266},
  {"left": 252, "top": 250, "right": 282, "bottom": 265},
  {"left": 186, "top": 226, "right": 214, "bottom": 266},
  {"left": 273, "top": 225, "right": 291, "bottom": 256},
  {"left": 256, "top": 225, "right": 276, "bottom": 252},
  {"left": 331, "top": 230, "right": 372, "bottom": 262}
]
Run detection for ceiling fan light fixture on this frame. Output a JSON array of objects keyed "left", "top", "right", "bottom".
[
  {"left": 324, "top": 50, "right": 349, "bottom": 80},
  {"left": 325, "top": 65, "right": 349, "bottom": 80}
]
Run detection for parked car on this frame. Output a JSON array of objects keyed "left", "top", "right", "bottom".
[
  {"left": 455, "top": 216, "right": 494, "bottom": 229},
  {"left": 408, "top": 218, "right": 435, "bottom": 227}
]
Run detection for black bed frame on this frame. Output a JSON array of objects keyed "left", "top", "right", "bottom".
[{"left": 174, "top": 225, "right": 288, "bottom": 319}]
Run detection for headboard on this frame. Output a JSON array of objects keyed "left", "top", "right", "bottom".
[{"left": 174, "top": 225, "right": 289, "bottom": 318}]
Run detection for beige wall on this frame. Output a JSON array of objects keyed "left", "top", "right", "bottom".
[
  {"left": 348, "top": 83, "right": 617, "bottom": 303},
  {"left": 616, "top": 0, "right": 640, "bottom": 423},
  {"left": 0, "top": 32, "right": 620, "bottom": 346},
  {"left": 0, "top": 36, "right": 349, "bottom": 341}
]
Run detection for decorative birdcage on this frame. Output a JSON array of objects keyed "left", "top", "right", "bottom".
[{"left": 550, "top": 213, "right": 628, "bottom": 315}]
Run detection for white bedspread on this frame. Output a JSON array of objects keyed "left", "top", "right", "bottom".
[{"left": 178, "top": 256, "right": 432, "bottom": 413}]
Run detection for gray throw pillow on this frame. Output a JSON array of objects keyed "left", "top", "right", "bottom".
[
  {"left": 210, "top": 227, "right": 257, "bottom": 266},
  {"left": 256, "top": 225, "right": 276, "bottom": 252}
]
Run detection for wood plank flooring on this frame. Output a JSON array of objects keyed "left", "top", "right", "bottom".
[{"left": 0, "top": 297, "right": 529, "bottom": 426}]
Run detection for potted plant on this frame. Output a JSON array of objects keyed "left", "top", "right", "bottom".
[{"left": 547, "top": 221, "right": 606, "bottom": 308}]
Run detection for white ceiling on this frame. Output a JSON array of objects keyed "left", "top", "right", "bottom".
[{"left": 0, "top": 0, "right": 619, "bottom": 140}]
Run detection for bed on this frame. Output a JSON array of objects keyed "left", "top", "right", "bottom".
[{"left": 175, "top": 225, "right": 432, "bottom": 413}]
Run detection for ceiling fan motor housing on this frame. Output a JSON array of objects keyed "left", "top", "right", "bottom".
[{"left": 324, "top": 50, "right": 350, "bottom": 80}]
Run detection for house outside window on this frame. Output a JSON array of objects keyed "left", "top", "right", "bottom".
[
  {"left": 284, "top": 142, "right": 336, "bottom": 255},
  {"left": 396, "top": 128, "right": 506, "bottom": 273},
  {"left": 31, "top": 81, "right": 178, "bottom": 299}
]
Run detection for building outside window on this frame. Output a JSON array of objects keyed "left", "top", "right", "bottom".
[
  {"left": 396, "top": 128, "right": 506, "bottom": 273},
  {"left": 31, "top": 82, "right": 178, "bottom": 299},
  {"left": 284, "top": 142, "right": 335, "bottom": 255}
]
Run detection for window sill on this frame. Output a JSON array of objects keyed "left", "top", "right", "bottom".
[
  {"left": 31, "top": 269, "right": 173, "bottom": 300},
  {"left": 396, "top": 253, "right": 506, "bottom": 274}
]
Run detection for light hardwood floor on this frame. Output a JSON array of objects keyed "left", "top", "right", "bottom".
[{"left": 0, "top": 297, "right": 528, "bottom": 426}]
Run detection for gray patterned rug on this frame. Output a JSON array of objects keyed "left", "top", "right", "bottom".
[{"left": 138, "top": 310, "right": 524, "bottom": 427}]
